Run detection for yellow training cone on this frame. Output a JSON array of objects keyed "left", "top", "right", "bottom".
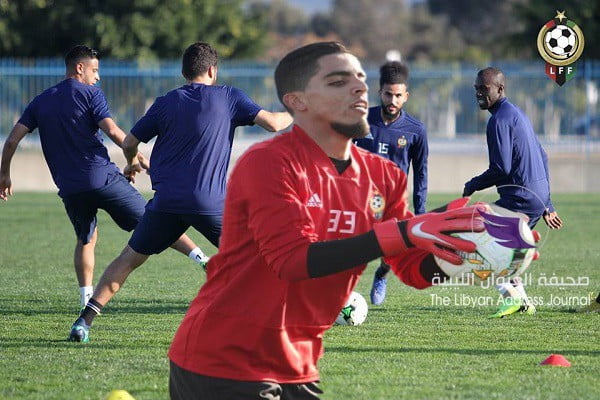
[{"left": 105, "top": 390, "right": 136, "bottom": 400}]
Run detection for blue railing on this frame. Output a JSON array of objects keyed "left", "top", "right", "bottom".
[{"left": 1, "top": 59, "right": 599, "bottom": 140}]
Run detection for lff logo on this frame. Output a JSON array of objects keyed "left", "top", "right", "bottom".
[{"left": 537, "top": 11, "right": 585, "bottom": 86}]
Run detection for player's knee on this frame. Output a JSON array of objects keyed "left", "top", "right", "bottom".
[{"left": 121, "top": 245, "right": 149, "bottom": 268}]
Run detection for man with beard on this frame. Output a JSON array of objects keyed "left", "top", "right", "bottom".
[
  {"left": 464, "top": 67, "right": 563, "bottom": 318},
  {"left": 168, "top": 41, "right": 484, "bottom": 400},
  {"left": 354, "top": 61, "right": 428, "bottom": 305}
]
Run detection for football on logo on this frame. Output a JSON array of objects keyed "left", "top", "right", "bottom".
[
  {"left": 369, "top": 191, "right": 385, "bottom": 219},
  {"left": 545, "top": 25, "right": 576, "bottom": 57}
]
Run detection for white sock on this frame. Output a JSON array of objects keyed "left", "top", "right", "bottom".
[
  {"left": 510, "top": 277, "right": 531, "bottom": 306},
  {"left": 188, "top": 247, "right": 209, "bottom": 264},
  {"left": 80, "top": 286, "right": 93, "bottom": 308},
  {"left": 496, "top": 282, "right": 521, "bottom": 299}
]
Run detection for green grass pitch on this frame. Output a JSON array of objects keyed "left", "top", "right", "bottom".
[{"left": 0, "top": 193, "right": 598, "bottom": 399}]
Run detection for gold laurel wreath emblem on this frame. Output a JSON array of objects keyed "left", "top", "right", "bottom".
[{"left": 537, "top": 18, "right": 585, "bottom": 67}]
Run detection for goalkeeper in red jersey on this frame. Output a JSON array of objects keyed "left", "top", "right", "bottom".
[{"left": 168, "top": 42, "right": 485, "bottom": 400}]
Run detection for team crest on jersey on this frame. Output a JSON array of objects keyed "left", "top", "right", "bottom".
[
  {"left": 397, "top": 136, "right": 407, "bottom": 148},
  {"left": 369, "top": 190, "right": 385, "bottom": 220}
]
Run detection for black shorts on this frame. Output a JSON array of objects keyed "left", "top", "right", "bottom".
[
  {"left": 128, "top": 209, "right": 221, "bottom": 255},
  {"left": 169, "top": 361, "right": 323, "bottom": 400},
  {"left": 62, "top": 174, "right": 146, "bottom": 244}
]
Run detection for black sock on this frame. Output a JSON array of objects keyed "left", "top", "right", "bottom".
[
  {"left": 375, "top": 263, "right": 390, "bottom": 279},
  {"left": 80, "top": 298, "right": 104, "bottom": 326}
]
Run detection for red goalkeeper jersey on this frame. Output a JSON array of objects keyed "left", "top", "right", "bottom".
[{"left": 169, "top": 125, "right": 429, "bottom": 383}]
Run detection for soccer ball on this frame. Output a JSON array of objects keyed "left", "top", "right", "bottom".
[
  {"left": 434, "top": 205, "right": 537, "bottom": 282},
  {"left": 335, "top": 291, "right": 368, "bottom": 326},
  {"left": 545, "top": 25, "right": 576, "bottom": 56}
]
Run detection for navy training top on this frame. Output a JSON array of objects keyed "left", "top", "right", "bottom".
[
  {"left": 354, "top": 106, "right": 428, "bottom": 214},
  {"left": 18, "top": 78, "right": 119, "bottom": 197},
  {"left": 464, "top": 97, "right": 554, "bottom": 215},
  {"left": 131, "top": 83, "right": 261, "bottom": 214}
]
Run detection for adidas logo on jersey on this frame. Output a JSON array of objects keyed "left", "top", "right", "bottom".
[{"left": 306, "top": 193, "right": 322, "bottom": 208}]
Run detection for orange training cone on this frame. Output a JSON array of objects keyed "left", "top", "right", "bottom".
[{"left": 540, "top": 354, "right": 571, "bottom": 367}]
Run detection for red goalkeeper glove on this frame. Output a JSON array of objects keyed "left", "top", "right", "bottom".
[
  {"left": 373, "top": 205, "right": 485, "bottom": 265},
  {"left": 429, "top": 197, "right": 470, "bottom": 213}
]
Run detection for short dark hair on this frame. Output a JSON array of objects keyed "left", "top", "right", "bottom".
[
  {"left": 477, "top": 67, "right": 505, "bottom": 87},
  {"left": 65, "top": 45, "right": 98, "bottom": 69},
  {"left": 182, "top": 42, "right": 218, "bottom": 81},
  {"left": 274, "top": 41, "right": 349, "bottom": 112},
  {"left": 379, "top": 61, "right": 409, "bottom": 88}
]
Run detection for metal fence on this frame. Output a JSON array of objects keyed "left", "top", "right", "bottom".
[{"left": 1, "top": 58, "right": 599, "bottom": 143}]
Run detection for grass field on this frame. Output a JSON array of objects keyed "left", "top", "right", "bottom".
[{"left": 0, "top": 193, "right": 598, "bottom": 399}]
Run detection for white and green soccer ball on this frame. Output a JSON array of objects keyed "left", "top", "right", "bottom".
[
  {"left": 434, "top": 204, "right": 537, "bottom": 283},
  {"left": 335, "top": 291, "right": 368, "bottom": 326}
]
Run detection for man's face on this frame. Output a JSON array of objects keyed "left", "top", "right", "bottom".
[
  {"left": 300, "top": 53, "right": 369, "bottom": 138},
  {"left": 474, "top": 74, "right": 502, "bottom": 110},
  {"left": 380, "top": 83, "right": 409, "bottom": 121},
  {"left": 79, "top": 58, "right": 100, "bottom": 86}
]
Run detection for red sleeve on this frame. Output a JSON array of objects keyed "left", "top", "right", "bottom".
[
  {"left": 384, "top": 249, "right": 432, "bottom": 289},
  {"left": 232, "top": 146, "right": 318, "bottom": 281}
]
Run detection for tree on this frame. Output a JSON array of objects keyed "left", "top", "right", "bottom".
[
  {"left": 0, "top": 0, "right": 267, "bottom": 60},
  {"left": 248, "top": 0, "right": 310, "bottom": 36},
  {"left": 310, "top": 12, "right": 333, "bottom": 37},
  {"left": 509, "top": 0, "right": 600, "bottom": 59},
  {"left": 329, "top": 0, "right": 469, "bottom": 63},
  {"left": 427, "top": 0, "right": 525, "bottom": 60},
  {"left": 427, "top": 0, "right": 599, "bottom": 61}
]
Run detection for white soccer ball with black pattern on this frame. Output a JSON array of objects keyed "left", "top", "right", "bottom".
[
  {"left": 545, "top": 25, "right": 576, "bottom": 56},
  {"left": 335, "top": 291, "right": 368, "bottom": 326}
]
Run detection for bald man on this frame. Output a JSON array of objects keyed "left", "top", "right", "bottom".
[{"left": 464, "top": 67, "right": 562, "bottom": 318}]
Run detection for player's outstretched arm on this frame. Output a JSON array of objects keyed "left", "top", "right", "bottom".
[
  {"left": 121, "top": 133, "right": 144, "bottom": 183},
  {"left": 99, "top": 118, "right": 150, "bottom": 174},
  {"left": 254, "top": 110, "right": 293, "bottom": 132},
  {"left": 373, "top": 205, "right": 485, "bottom": 265},
  {"left": 307, "top": 205, "right": 485, "bottom": 279},
  {"left": 0, "top": 123, "right": 30, "bottom": 201},
  {"left": 99, "top": 117, "right": 128, "bottom": 146}
]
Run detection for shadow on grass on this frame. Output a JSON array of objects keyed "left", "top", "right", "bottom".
[
  {"left": 326, "top": 345, "right": 600, "bottom": 356},
  {"left": 0, "top": 337, "right": 173, "bottom": 349},
  {"left": 106, "top": 301, "right": 190, "bottom": 314},
  {"left": 0, "top": 297, "right": 190, "bottom": 315}
]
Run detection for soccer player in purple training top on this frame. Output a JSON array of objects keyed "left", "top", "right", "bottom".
[
  {"left": 0, "top": 45, "right": 207, "bottom": 310},
  {"left": 354, "top": 61, "right": 428, "bottom": 305},
  {"left": 464, "top": 67, "right": 563, "bottom": 318},
  {"left": 68, "top": 42, "right": 292, "bottom": 342}
]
